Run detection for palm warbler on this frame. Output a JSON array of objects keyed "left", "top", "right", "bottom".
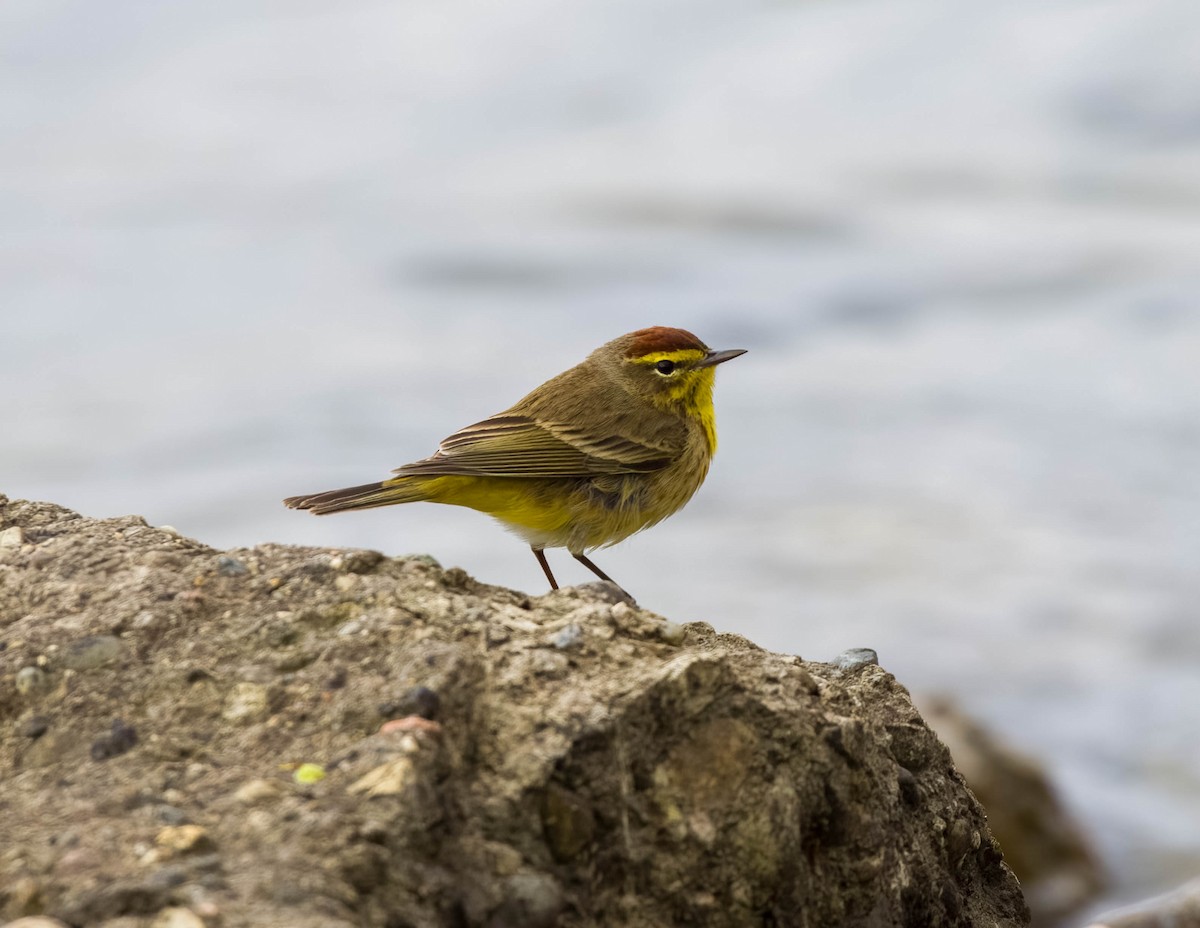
[{"left": 284, "top": 326, "right": 745, "bottom": 596}]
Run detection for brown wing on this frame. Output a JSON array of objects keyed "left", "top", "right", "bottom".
[{"left": 391, "top": 414, "right": 674, "bottom": 478}]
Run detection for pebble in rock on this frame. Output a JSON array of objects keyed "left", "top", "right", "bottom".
[
  {"left": 62, "top": 634, "right": 123, "bottom": 671},
  {"left": 216, "top": 555, "right": 249, "bottom": 577},
  {"left": 380, "top": 686, "right": 440, "bottom": 722},
  {"left": 552, "top": 623, "right": 585, "bottom": 651},
  {"left": 340, "top": 548, "right": 384, "bottom": 573},
  {"left": 834, "top": 648, "right": 880, "bottom": 671},
  {"left": 490, "top": 871, "right": 565, "bottom": 928},
  {"left": 15, "top": 665, "right": 48, "bottom": 696},
  {"left": 234, "top": 778, "right": 284, "bottom": 805},
  {"left": 337, "top": 619, "right": 364, "bottom": 637},
  {"left": 91, "top": 719, "right": 139, "bottom": 761},
  {"left": 222, "top": 682, "right": 271, "bottom": 724},
  {"left": 22, "top": 715, "right": 51, "bottom": 739},
  {"left": 152, "top": 907, "right": 206, "bottom": 928},
  {"left": 380, "top": 716, "right": 442, "bottom": 736},
  {"left": 349, "top": 757, "right": 416, "bottom": 798},
  {"left": 156, "top": 804, "right": 189, "bottom": 826},
  {"left": 156, "top": 824, "right": 214, "bottom": 856},
  {"left": 540, "top": 785, "right": 595, "bottom": 862},
  {"left": 293, "top": 763, "right": 326, "bottom": 785}
]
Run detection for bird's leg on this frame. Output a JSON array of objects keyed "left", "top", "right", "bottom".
[
  {"left": 532, "top": 547, "right": 559, "bottom": 591},
  {"left": 573, "top": 553, "right": 634, "bottom": 602}
]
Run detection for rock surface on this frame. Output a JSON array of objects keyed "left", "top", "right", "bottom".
[
  {"left": 922, "top": 699, "right": 1106, "bottom": 926},
  {"left": 0, "top": 496, "right": 1029, "bottom": 928}
]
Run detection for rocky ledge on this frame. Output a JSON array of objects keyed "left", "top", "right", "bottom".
[{"left": 0, "top": 496, "right": 1028, "bottom": 928}]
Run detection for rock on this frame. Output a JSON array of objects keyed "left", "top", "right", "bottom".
[
  {"left": 551, "top": 622, "right": 585, "bottom": 650},
  {"left": 348, "top": 757, "right": 417, "bottom": 798},
  {"left": 155, "top": 824, "right": 215, "bottom": 857},
  {"left": 15, "top": 666, "right": 48, "bottom": 696},
  {"left": 293, "top": 763, "right": 326, "bottom": 785},
  {"left": 0, "top": 497, "right": 1029, "bottom": 927},
  {"left": 216, "top": 555, "right": 248, "bottom": 577},
  {"left": 834, "top": 647, "right": 879, "bottom": 670},
  {"left": 152, "top": 908, "right": 206, "bottom": 928},
  {"left": 378, "top": 716, "right": 442, "bottom": 736},
  {"left": 340, "top": 549, "right": 385, "bottom": 574},
  {"left": 0, "top": 525, "right": 24, "bottom": 547},
  {"left": 90, "top": 719, "right": 138, "bottom": 761},
  {"left": 2, "top": 918, "right": 70, "bottom": 928},
  {"left": 489, "top": 871, "right": 564, "bottom": 928},
  {"left": 233, "top": 778, "right": 284, "bottom": 805},
  {"left": 539, "top": 784, "right": 595, "bottom": 862},
  {"left": 222, "top": 682, "right": 271, "bottom": 724},
  {"left": 379, "top": 685, "right": 440, "bottom": 722},
  {"left": 1086, "top": 878, "right": 1200, "bottom": 927},
  {"left": 62, "top": 634, "right": 123, "bottom": 670},
  {"left": 923, "top": 698, "right": 1105, "bottom": 925},
  {"left": 4, "top": 877, "right": 44, "bottom": 917}
]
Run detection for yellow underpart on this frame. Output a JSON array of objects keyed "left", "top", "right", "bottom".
[{"left": 406, "top": 474, "right": 576, "bottom": 536}]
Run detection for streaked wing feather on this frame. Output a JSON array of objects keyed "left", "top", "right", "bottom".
[{"left": 392, "top": 414, "right": 673, "bottom": 478}]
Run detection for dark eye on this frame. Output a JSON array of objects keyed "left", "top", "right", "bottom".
[{"left": 655, "top": 360, "right": 676, "bottom": 375}]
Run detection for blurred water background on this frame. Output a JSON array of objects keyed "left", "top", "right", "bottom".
[{"left": 2, "top": 0, "right": 1199, "bottom": 918}]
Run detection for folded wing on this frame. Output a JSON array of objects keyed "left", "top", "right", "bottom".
[{"left": 391, "top": 414, "right": 675, "bottom": 478}]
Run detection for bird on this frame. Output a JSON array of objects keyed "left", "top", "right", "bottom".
[{"left": 283, "top": 326, "right": 745, "bottom": 598}]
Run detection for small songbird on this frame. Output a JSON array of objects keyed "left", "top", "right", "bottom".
[{"left": 284, "top": 326, "right": 745, "bottom": 597}]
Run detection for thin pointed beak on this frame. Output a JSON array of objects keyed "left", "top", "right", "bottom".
[{"left": 696, "top": 348, "right": 747, "bottom": 369}]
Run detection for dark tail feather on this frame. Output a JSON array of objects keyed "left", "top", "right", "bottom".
[{"left": 283, "top": 479, "right": 428, "bottom": 515}]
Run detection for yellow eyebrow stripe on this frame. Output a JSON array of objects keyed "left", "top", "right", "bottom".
[{"left": 632, "top": 348, "right": 707, "bottom": 365}]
